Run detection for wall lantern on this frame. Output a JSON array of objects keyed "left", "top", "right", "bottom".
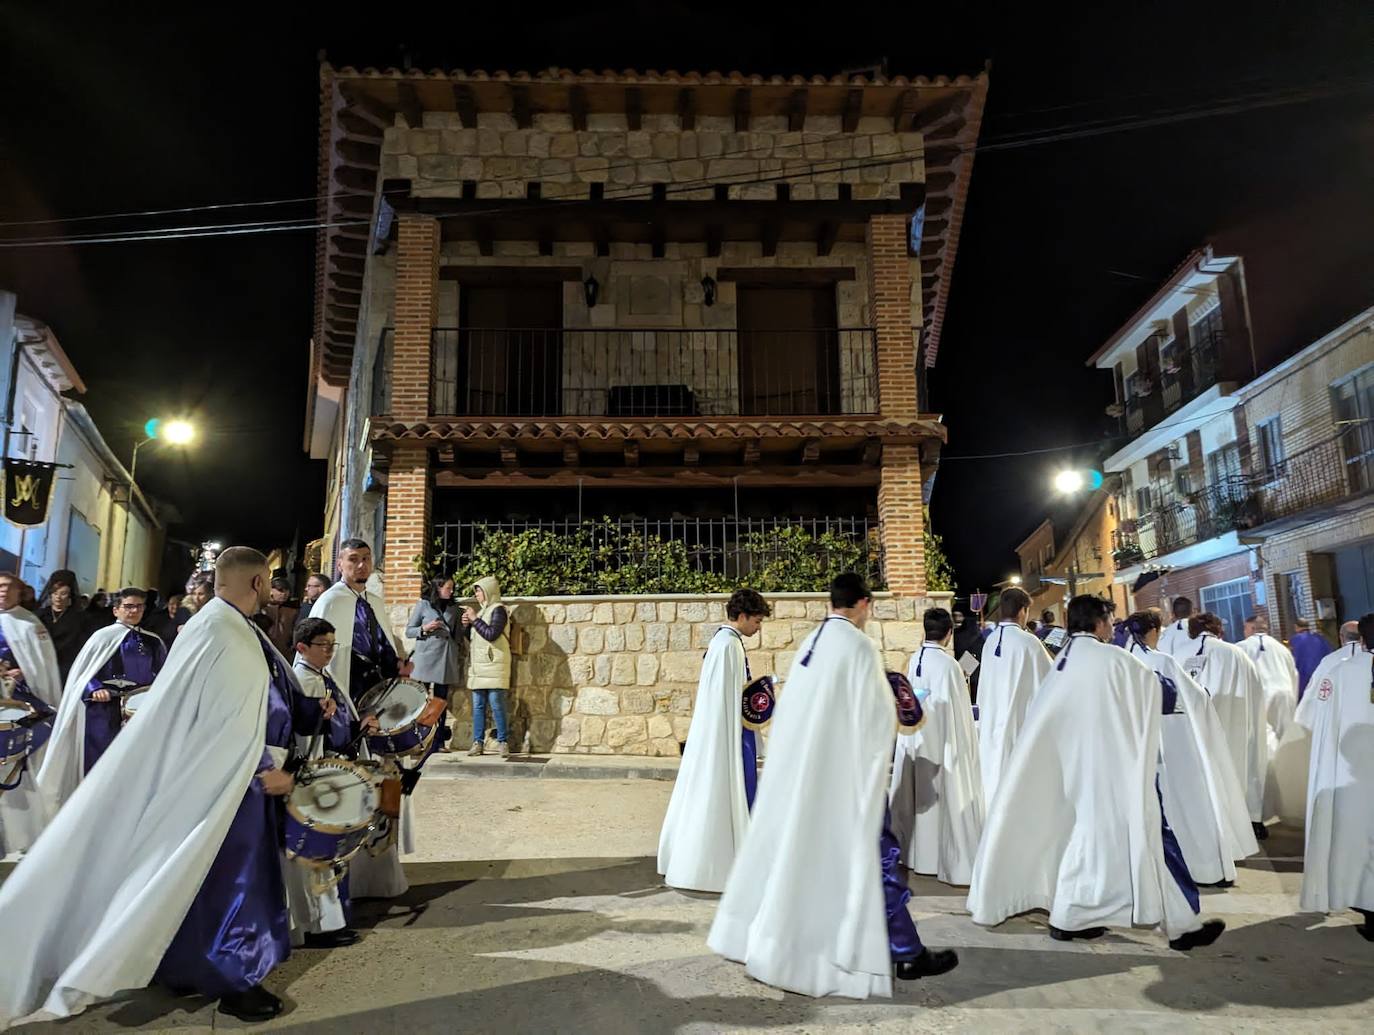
[
  {"left": 701, "top": 275, "right": 717, "bottom": 307},
  {"left": 583, "top": 275, "right": 600, "bottom": 308}
]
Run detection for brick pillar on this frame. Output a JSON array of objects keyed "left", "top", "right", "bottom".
[
  {"left": 383, "top": 444, "right": 431, "bottom": 607},
  {"left": 392, "top": 213, "right": 440, "bottom": 420},
  {"left": 866, "top": 214, "right": 918, "bottom": 420},
  {"left": 878, "top": 445, "right": 926, "bottom": 595}
]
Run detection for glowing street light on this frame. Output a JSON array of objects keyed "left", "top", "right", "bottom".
[
  {"left": 161, "top": 420, "right": 195, "bottom": 445},
  {"left": 1053, "top": 468, "right": 1104, "bottom": 494},
  {"left": 1010, "top": 574, "right": 1023, "bottom": 585}
]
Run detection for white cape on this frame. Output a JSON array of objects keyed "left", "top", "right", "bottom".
[
  {"left": 968, "top": 635, "right": 1202, "bottom": 940},
  {"left": 708, "top": 617, "right": 895, "bottom": 999},
  {"left": 0, "top": 598, "right": 271, "bottom": 1028},
  {"left": 1158, "top": 619, "right": 1199, "bottom": 662},
  {"left": 1187, "top": 635, "right": 1268, "bottom": 822},
  {"left": 1240, "top": 634, "right": 1299, "bottom": 739},
  {"left": 658, "top": 626, "right": 750, "bottom": 892},
  {"left": 310, "top": 581, "right": 414, "bottom": 897},
  {"left": 36, "top": 624, "right": 159, "bottom": 818},
  {"left": 889, "top": 643, "right": 983, "bottom": 886},
  {"left": 975, "top": 622, "right": 1051, "bottom": 806},
  {"left": 1129, "top": 641, "right": 1257, "bottom": 884},
  {"left": 1299, "top": 648, "right": 1374, "bottom": 914},
  {"left": 0, "top": 606, "right": 62, "bottom": 855}
]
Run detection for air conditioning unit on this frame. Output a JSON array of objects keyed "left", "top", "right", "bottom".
[{"left": 1316, "top": 598, "right": 1338, "bottom": 620}]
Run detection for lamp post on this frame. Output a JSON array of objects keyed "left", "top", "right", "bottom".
[{"left": 123, "top": 418, "right": 196, "bottom": 586}]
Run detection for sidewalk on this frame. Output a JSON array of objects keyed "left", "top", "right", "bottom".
[{"left": 423, "top": 750, "right": 681, "bottom": 782}]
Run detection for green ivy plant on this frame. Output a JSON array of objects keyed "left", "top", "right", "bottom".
[
  {"left": 924, "top": 514, "right": 956, "bottom": 592},
  {"left": 415, "top": 520, "right": 881, "bottom": 595}
]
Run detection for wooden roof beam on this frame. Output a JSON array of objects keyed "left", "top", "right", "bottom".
[
  {"left": 340, "top": 87, "right": 394, "bottom": 130},
  {"left": 395, "top": 82, "right": 423, "bottom": 129},
  {"left": 677, "top": 88, "right": 696, "bottom": 131},
  {"left": 452, "top": 84, "right": 477, "bottom": 127},
  {"left": 892, "top": 89, "right": 918, "bottom": 132},
  {"left": 511, "top": 84, "right": 532, "bottom": 129},
  {"left": 625, "top": 87, "right": 643, "bottom": 131},
  {"left": 338, "top": 110, "right": 383, "bottom": 141},
  {"left": 842, "top": 88, "right": 863, "bottom": 133},
  {"left": 787, "top": 89, "right": 808, "bottom": 132},
  {"left": 733, "top": 88, "right": 750, "bottom": 132},
  {"left": 570, "top": 85, "right": 589, "bottom": 131}
]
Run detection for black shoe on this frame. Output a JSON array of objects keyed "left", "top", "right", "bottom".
[
  {"left": 1356, "top": 923, "right": 1374, "bottom": 943},
  {"left": 1252, "top": 821, "right": 1269, "bottom": 841},
  {"left": 1049, "top": 925, "right": 1107, "bottom": 941},
  {"left": 1201, "top": 879, "right": 1235, "bottom": 888},
  {"left": 1169, "top": 918, "right": 1226, "bottom": 951},
  {"left": 217, "top": 985, "right": 283, "bottom": 1022},
  {"left": 894, "top": 948, "right": 959, "bottom": 979},
  {"left": 304, "top": 927, "right": 360, "bottom": 948}
]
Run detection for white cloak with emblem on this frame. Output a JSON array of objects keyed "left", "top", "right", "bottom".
[
  {"left": 975, "top": 621, "right": 1052, "bottom": 807},
  {"left": 708, "top": 616, "right": 896, "bottom": 999},
  {"left": 1298, "top": 648, "right": 1374, "bottom": 914},
  {"left": 1158, "top": 618, "right": 1199, "bottom": 662},
  {"left": 1186, "top": 634, "right": 1268, "bottom": 822},
  {"left": 0, "top": 605, "right": 62, "bottom": 855},
  {"left": 658, "top": 625, "right": 751, "bottom": 893},
  {"left": 889, "top": 642, "right": 983, "bottom": 886}
]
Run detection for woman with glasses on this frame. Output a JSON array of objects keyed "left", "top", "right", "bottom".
[{"left": 405, "top": 576, "right": 463, "bottom": 755}]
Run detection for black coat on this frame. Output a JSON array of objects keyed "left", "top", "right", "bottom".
[{"left": 37, "top": 606, "right": 95, "bottom": 682}]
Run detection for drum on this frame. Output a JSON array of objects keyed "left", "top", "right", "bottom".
[
  {"left": 741, "top": 674, "right": 777, "bottom": 730},
  {"left": 887, "top": 672, "right": 925, "bottom": 733},
  {"left": 284, "top": 757, "right": 382, "bottom": 870},
  {"left": 362, "top": 677, "right": 437, "bottom": 758},
  {"left": 0, "top": 697, "right": 52, "bottom": 767},
  {"left": 120, "top": 687, "right": 152, "bottom": 723}
]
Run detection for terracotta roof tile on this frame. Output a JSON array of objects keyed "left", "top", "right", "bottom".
[
  {"left": 328, "top": 65, "right": 979, "bottom": 89},
  {"left": 371, "top": 417, "right": 948, "bottom": 444}
]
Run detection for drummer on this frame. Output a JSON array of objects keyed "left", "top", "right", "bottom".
[
  {"left": 657, "top": 587, "right": 771, "bottom": 893},
  {"left": 37, "top": 588, "right": 168, "bottom": 815},
  {"left": 286, "top": 616, "right": 380, "bottom": 948}
]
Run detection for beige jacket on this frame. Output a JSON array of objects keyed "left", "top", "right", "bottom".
[{"left": 466, "top": 576, "right": 512, "bottom": 690}]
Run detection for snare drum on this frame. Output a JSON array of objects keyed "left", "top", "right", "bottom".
[
  {"left": 120, "top": 688, "right": 151, "bottom": 723},
  {"left": 0, "top": 697, "right": 52, "bottom": 767},
  {"left": 363, "top": 677, "right": 436, "bottom": 758},
  {"left": 285, "top": 757, "right": 382, "bottom": 870}
]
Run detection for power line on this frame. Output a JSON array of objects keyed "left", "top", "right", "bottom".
[{"left": 3, "top": 73, "right": 1367, "bottom": 242}]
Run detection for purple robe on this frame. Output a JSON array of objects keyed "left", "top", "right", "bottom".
[
  {"left": 1291, "top": 631, "right": 1332, "bottom": 699},
  {"left": 81, "top": 628, "right": 167, "bottom": 773},
  {"left": 349, "top": 594, "right": 399, "bottom": 693},
  {"left": 156, "top": 622, "right": 324, "bottom": 997},
  {"left": 881, "top": 807, "right": 924, "bottom": 961}
]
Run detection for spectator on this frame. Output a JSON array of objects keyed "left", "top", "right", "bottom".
[
  {"left": 185, "top": 576, "right": 214, "bottom": 615},
  {"left": 37, "top": 570, "right": 90, "bottom": 681},
  {"left": 147, "top": 592, "right": 191, "bottom": 648},
  {"left": 87, "top": 589, "right": 115, "bottom": 629},
  {"left": 406, "top": 576, "right": 464, "bottom": 756},
  {"left": 461, "top": 576, "right": 511, "bottom": 759},
  {"left": 1036, "top": 609, "right": 1058, "bottom": 640},
  {"left": 1289, "top": 617, "right": 1332, "bottom": 698},
  {"left": 265, "top": 577, "right": 299, "bottom": 657},
  {"left": 303, "top": 573, "right": 331, "bottom": 607}
]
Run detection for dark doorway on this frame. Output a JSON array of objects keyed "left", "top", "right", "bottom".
[
  {"left": 1332, "top": 540, "right": 1374, "bottom": 622},
  {"left": 456, "top": 284, "right": 563, "bottom": 416},
  {"left": 737, "top": 285, "right": 840, "bottom": 415}
]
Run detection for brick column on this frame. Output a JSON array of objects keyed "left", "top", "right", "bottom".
[
  {"left": 866, "top": 214, "right": 918, "bottom": 420},
  {"left": 383, "top": 213, "right": 439, "bottom": 605},
  {"left": 392, "top": 213, "right": 440, "bottom": 420},
  {"left": 383, "top": 444, "right": 431, "bottom": 607},
  {"left": 878, "top": 445, "right": 926, "bottom": 595}
]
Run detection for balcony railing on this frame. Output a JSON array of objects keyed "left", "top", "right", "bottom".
[
  {"left": 411, "top": 327, "right": 879, "bottom": 419},
  {"left": 1112, "top": 476, "right": 1259, "bottom": 566},
  {"left": 1249, "top": 427, "right": 1374, "bottom": 528},
  {"left": 428, "top": 516, "right": 884, "bottom": 594},
  {"left": 1119, "top": 335, "right": 1224, "bottom": 435}
]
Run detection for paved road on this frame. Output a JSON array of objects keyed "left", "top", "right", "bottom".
[{"left": 9, "top": 774, "right": 1374, "bottom": 1033}]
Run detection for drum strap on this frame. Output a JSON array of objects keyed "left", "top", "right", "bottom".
[{"left": 0, "top": 756, "right": 26, "bottom": 793}]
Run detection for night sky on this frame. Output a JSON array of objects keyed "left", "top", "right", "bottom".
[{"left": 2, "top": 3, "right": 1370, "bottom": 588}]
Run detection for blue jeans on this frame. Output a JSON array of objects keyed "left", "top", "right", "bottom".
[{"left": 472, "top": 688, "right": 508, "bottom": 744}]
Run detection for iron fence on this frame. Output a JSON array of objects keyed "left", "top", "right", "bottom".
[
  {"left": 1112, "top": 476, "right": 1258, "bottom": 566},
  {"left": 429, "top": 516, "right": 884, "bottom": 593},
  {"left": 1251, "top": 427, "right": 1374, "bottom": 526},
  {"left": 424, "top": 327, "right": 879, "bottom": 418}
]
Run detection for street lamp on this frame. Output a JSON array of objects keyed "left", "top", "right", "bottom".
[
  {"left": 1053, "top": 468, "right": 1104, "bottom": 494},
  {"left": 1010, "top": 574, "right": 1023, "bottom": 585},
  {"left": 124, "top": 418, "right": 197, "bottom": 584}
]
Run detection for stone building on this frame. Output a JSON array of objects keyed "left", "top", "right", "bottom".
[
  {"left": 1015, "top": 483, "right": 1131, "bottom": 625},
  {"left": 303, "top": 65, "right": 982, "bottom": 751}
]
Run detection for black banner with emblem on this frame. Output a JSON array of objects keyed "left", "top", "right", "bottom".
[{"left": 3, "top": 458, "right": 58, "bottom": 528}]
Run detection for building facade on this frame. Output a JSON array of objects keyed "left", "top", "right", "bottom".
[
  {"left": 1085, "top": 245, "right": 1373, "bottom": 642},
  {"left": 0, "top": 299, "right": 163, "bottom": 595}
]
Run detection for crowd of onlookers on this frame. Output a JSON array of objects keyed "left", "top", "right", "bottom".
[{"left": 21, "top": 568, "right": 337, "bottom": 683}]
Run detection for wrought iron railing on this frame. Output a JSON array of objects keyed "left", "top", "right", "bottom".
[
  {"left": 1250, "top": 427, "right": 1374, "bottom": 526},
  {"left": 416, "top": 327, "right": 879, "bottom": 418},
  {"left": 428, "top": 516, "right": 884, "bottom": 594},
  {"left": 1117, "top": 334, "right": 1225, "bottom": 434},
  {"left": 1112, "top": 476, "right": 1258, "bottom": 566}
]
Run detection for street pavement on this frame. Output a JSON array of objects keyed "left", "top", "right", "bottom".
[{"left": 7, "top": 760, "right": 1374, "bottom": 1033}]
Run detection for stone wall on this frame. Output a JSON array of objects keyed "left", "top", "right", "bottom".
[{"left": 391, "top": 591, "right": 953, "bottom": 755}]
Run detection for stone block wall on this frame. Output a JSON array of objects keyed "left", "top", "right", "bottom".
[{"left": 390, "top": 591, "right": 952, "bottom": 755}]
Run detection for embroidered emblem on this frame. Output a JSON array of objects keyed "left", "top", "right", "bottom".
[{"left": 1316, "top": 678, "right": 1333, "bottom": 701}]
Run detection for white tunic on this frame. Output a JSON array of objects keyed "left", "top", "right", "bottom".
[
  {"left": 708, "top": 616, "right": 895, "bottom": 999},
  {"left": 1128, "top": 640, "right": 1257, "bottom": 884},
  {"left": 36, "top": 623, "right": 159, "bottom": 819},
  {"left": 310, "top": 581, "right": 414, "bottom": 898},
  {"left": 889, "top": 642, "right": 984, "bottom": 886},
  {"left": 658, "top": 626, "right": 750, "bottom": 892},
  {"left": 0, "top": 598, "right": 271, "bottom": 1027},
  {"left": 1158, "top": 619, "right": 1199, "bottom": 661},
  {"left": 968, "top": 634, "right": 1202, "bottom": 940},
  {"left": 1298, "top": 649, "right": 1374, "bottom": 914},
  {"left": 1187, "top": 634, "right": 1268, "bottom": 822},
  {"left": 975, "top": 621, "right": 1051, "bottom": 806},
  {"left": 0, "top": 606, "right": 62, "bottom": 855},
  {"left": 1239, "top": 633, "right": 1299, "bottom": 739}
]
